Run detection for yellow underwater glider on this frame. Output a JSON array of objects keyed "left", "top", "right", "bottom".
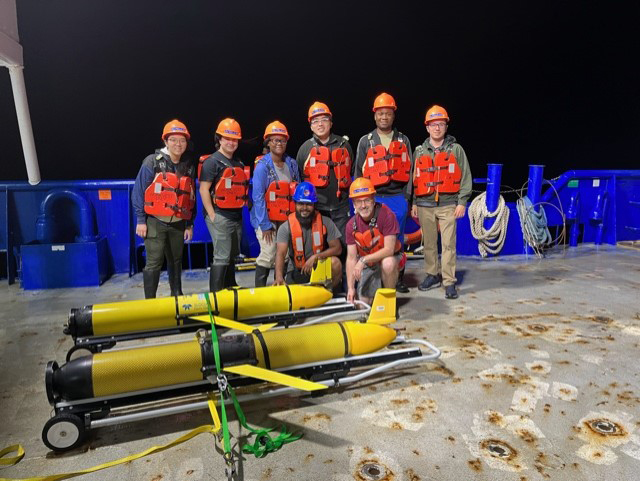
[{"left": 43, "top": 288, "right": 440, "bottom": 452}]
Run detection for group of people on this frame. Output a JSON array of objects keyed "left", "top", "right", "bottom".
[{"left": 132, "top": 93, "right": 472, "bottom": 302}]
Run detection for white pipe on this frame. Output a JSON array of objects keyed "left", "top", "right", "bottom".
[{"left": 8, "top": 65, "right": 40, "bottom": 185}]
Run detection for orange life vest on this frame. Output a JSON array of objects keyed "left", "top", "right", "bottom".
[
  {"left": 413, "top": 146, "right": 461, "bottom": 198},
  {"left": 288, "top": 211, "right": 326, "bottom": 269},
  {"left": 144, "top": 157, "right": 195, "bottom": 220},
  {"left": 266, "top": 181, "right": 298, "bottom": 222},
  {"left": 303, "top": 140, "right": 352, "bottom": 193},
  {"left": 353, "top": 203, "right": 401, "bottom": 258},
  {"left": 198, "top": 154, "right": 209, "bottom": 179},
  {"left": 362, "top": 134, "right": 411, "bottom": 186},
  {"left": 213, "top": 158, "right": 251, "bottom": 208}
]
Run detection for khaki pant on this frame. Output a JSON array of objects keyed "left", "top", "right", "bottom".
[
  {"left": 255, "top": 224, "right": 281, "bottom": 268},
  {"left": 417, "top": 205, "right": 457, "bottom": 286}
]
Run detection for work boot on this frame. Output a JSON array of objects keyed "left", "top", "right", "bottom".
[
  {"left": 209, "top": 265, "right": 227, "bottom": 293},
  {"left": 445, "top": 284, "right": 459, "bottom": 299},
  {"left": 224, "top": 261, "right": 238, "bottom": 288},
  {"left": 254, "top": 265, "right": 270, "bottom": 288},
  {"left": 143, "top": 269, "right": 161, "bottom": 299},
  {"left": 418, "top": 274, "right": 441, "bottom": 291},
  {"left": 167, "top": 263, "right": 183, "bottom": 296},
  {"left": 396, "top": 268, "right": 410, "bottom": 293}
]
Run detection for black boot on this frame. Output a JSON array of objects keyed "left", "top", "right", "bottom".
[
  {"left": 396, "top": 268, "right": 410, "bottom": 293},
  {"left": 167, "top": 262, "right": 183, "bottom": 296},
  {"left": 254, "top": 265, "right": 270, "bottom": 288},
  {"left": 225, "top": 260, "right": 238, "bottom": 288},
  {"left": 209, "top": 264, "right": 227, "bottom": 293},
  {"left": 143, "top": 270, "right": 161, "bottom": 299}
]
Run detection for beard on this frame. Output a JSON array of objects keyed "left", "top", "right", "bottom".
[{"left": 295, "top": 209, "right": 314, "bottom": 229}]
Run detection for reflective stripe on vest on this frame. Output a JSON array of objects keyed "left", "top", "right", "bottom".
[{"left": 288, "top": 211, "right": 325, "bottom": 270}]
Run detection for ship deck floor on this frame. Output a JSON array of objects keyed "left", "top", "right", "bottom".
[{"left": 1, "top": 244, "right": 640, "bottom": 481}]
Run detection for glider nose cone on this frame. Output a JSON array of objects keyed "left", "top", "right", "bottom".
[
  {"left": 344, "top": 322, "right": 397, "bottom": 356},
  {"left": 289, "top": 285, "right": 333, "bottom": 310}
]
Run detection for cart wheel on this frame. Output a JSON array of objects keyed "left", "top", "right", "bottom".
[{"left": 42, "top": 414, "right": 86, "bottom": 452}]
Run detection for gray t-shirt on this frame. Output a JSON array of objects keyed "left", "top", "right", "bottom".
[
  {"left": 276, "top": 214, "right": 341, "bottom": 271},
  {"left": 274, "top": 162, "right": 292, "bottom": 182}
]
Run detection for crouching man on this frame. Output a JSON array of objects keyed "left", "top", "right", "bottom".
[
  {"left": 346, "top": 178, "right": 402, "bottom": 304},
  {"left": 274, "top": 182, "right": 342, "bottom": 289}
]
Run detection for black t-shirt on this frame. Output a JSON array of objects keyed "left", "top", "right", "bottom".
[{"left": 200, "top": 151, "right": 245, "bottom": 221}]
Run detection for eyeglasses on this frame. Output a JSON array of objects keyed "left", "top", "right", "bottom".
[
  {"left": 167, "top": 137, "right": 187, "bottom": 145},
  {"left": 310, "top": 116, "right": 331, "bottom": 126},
  {"left": 428, "top": 122, "right": 447, "bottom": 129},
  {"left": 353, "top": 197, "right": 374, "bottom": 207},
  {"left": 270, "top": 139, "right": 287, "bottom": 145}
]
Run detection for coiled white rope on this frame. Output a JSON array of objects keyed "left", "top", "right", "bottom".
[{"left": 468, "top": 191, "right": 510, "bottom": 257}]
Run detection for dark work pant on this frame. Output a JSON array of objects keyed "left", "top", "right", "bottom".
[{"left": 144, "top": 216, "right": 186, "bottom": 272}]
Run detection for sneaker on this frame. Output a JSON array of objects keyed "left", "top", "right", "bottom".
[
  {"left": 396, "top": 280, "right": 410, "bottom": 293},
  {"left": 418, "top": 274, "right": 441, "bottom": 291},
  {"left": 445, "top": 284, "right": 459, "bottom": 299}
]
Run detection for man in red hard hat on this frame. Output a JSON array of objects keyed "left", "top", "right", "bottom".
[
  {"left": 355, "top": 92, "right": 413, "bottom": 293},
  {"left": 132, "top": 119, "right": 197, "bottom": 298},
  {"left": 345, "top": 177, "right": 402, "bottom": 304},
  {"left": 411, "top": 105, "right": 472, "bottom": 299}
]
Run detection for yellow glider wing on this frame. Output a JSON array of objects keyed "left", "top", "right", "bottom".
[
  {"left": 188, "top": 316, "right": 276, "bottom": 333},
  {"left": 224, "top": 364, "right": 328, "bottom": 391}
]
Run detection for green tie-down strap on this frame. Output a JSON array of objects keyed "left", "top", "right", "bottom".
[{"left": 204, "top": 293, "right": 302, "bottom": 459}]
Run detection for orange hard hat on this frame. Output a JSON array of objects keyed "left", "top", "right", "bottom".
[
  {"left": 216, "top": 118, "right": 242, "bottom": 139},
  {"left": 373, "top": 93, "right": 397, "bottom": 112},
  {"left": 263, "top": 120, "right": 290, "bottom": 140},
  {"left": 162, "top": 119, "right": 190, "bottom": 141},
  {"left": 349, "top": 177, "right": 377, "bottom": 199},
  {"left": 424, "top": 105, "right": 449, "bottom": 125},
  {"left": 308, "top": 101, "right": 332, "bottom": 122}
]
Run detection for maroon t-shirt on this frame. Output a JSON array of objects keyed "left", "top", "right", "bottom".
[{"left": 346, "top": 203, "right": 399, "bottom": 245}]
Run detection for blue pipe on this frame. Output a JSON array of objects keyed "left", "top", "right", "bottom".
[
  {"left": 36, "top": 189, "right": 99, "bottom": 243},
  {"left": 524, "top": 165, "right": 545, "bottom": 255},
  {"left": 567, "top": 192, "right": 580, "bottom": 247},
  {"left": 484, "top": 164, "right": 503, "bottom": 232},
  {"left": 527, "top": 165, "right": 545, "bottom": 212}
]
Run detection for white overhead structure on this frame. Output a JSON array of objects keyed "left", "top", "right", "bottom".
[{"left": 1, "top": 0, "right": 40, "bottom": 185}]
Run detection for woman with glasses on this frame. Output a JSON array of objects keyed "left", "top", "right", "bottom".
[
  {"left": 250, "top": 121, "right": 301, "bottom": 286},
  {"left": 131, "top": 119, "right": 197, "bottom": 298}
]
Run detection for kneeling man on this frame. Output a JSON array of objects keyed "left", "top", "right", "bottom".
[
  {"left": 346, "top": 178, "right": 402, "bottom": 304},
  {"left": 274, "top": 182, "right": 342, "bottom": 288}
]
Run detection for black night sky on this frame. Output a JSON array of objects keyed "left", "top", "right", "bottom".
[{"left": 1, "top": 1, "right": 638, "bottom": 187}]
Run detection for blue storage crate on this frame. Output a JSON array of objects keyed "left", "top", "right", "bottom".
[{"left": 20, "top": 237, "right": 111, "bottom": 289}]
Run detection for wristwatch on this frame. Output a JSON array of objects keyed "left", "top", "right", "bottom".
[{"left": 358, "top": 257, "right": 367, "bottom": 265}]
